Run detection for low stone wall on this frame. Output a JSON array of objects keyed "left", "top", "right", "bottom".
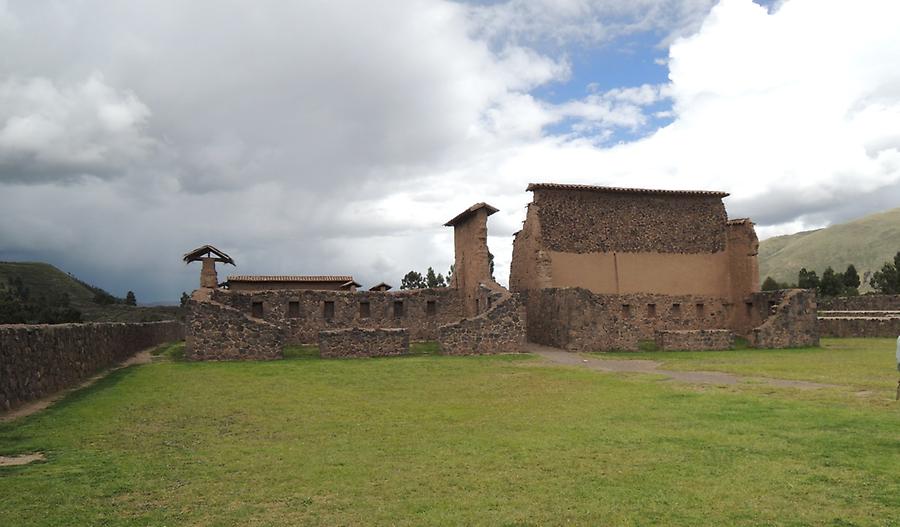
[
  {"left": 818, "top": 316, "right": 900, "bottom": 338},
  {"left": 319, "top": 327, "right": 409, "bottom": 358},
  {"left": 213, "top": 287, "right": 464, "bottom": 344},
  {"left": 819, "top": 295, "right": 900, "bottom": 311},
  {"left": 438, "top": 293, "right": 526, "bottom": 355},
  {"left": 185, "top": 298, "right": 283, "bottom": 361},
  {"left": 749, "top": 289, "right": 819, "bottom": 348},
  {"left": 0, "top": 321, "right": 184, "bottom": 411},
  {"left": 655, "top": 329, "right": 734, "bottom": 351}
]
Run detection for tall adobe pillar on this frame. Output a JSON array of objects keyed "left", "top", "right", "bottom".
[
  {"left": 726, "top": 219, "right": 760, "bottom": 333},
  {"left": 445, "top": 203, "right": 499, "bottom": 317}
]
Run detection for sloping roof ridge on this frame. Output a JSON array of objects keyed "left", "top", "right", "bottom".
[
  {"left": 526, "top": 183, "right": 729, "bottom": 198},
  {"left": 444, "top": 202, "right": 500, "bottom": 227}
]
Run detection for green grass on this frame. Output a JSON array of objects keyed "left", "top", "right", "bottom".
[
  {"left": 1, "top": 341, "right": 899, "bottom": 525},
  {"left": 283, "top": 344, "right": 320, "bottom": 360},
  {"left": 599, "top": 337, "right": 899, "bottom": 392},
  {"left": 150, "top": 341, "right": 185, "bottom": 361}
]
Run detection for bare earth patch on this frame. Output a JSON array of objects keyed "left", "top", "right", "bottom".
[
  {"left": 0, "top": 453, "right": 45, "bottom": 467},
  {"left": 527, "top": 343, "right": 837, "bottom": 389}
]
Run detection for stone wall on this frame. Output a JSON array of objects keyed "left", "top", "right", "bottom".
[
  {"left": 319, "top": 327, "right": 409, "bottom": 358},
  {"left": 819, "top": 295, "right": 900, "bottom": 311},
  {"left": 531, "top": 188, "right": 728, "bottom": 254},
  {"left": 438, "top": 293, "right": 526, "bottom": 355},
  {"left": 818, "top": 316, "right": 900, "bottom": 338},
  {"left": 655, "top": 329, "right": 734, "bottom": 351},
  {"left": 185, "top": 297, "right": 283, "bottom": 361},
  {"left": 212, "top": 287, "right": 463, "bottom": 344},
  {"left": 748, "top": 289, "right": 819, "bottom": 348},
  {"left": 525, "top": 288, "right": 732, "bottom": 351},
  {"left": 0, "top": 321, "right": 184, "bottom": 411},
  {"left": 447, "top": 204, "right": 499, "bottom": 317}
]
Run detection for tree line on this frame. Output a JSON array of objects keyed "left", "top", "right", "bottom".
[{"left": 762, "top": 250, "right": 900, "bottom": 297}]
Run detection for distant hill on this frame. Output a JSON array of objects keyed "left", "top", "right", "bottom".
[
  {"left": 758, "top": 207, "right": 900, "bottom": 290},
  {"left": 0, "top": 261, "right": 181, "bottom": 323}
]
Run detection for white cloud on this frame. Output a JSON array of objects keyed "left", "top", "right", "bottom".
[
  {"left": 2, "top": 0, "right": 900, "bottom": 301},
  {"left": 0, "top": 73, "right": 154, "bottom": 182}
]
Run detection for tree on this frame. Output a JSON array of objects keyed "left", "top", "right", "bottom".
[
  {"left": 125, "top": 291, "right": 137, "bottom": 306},
  {"left": 818, "top": 267, "right": 843, "bottom": 297},
  {"left": 180, "top": 291, "right": 190, "bottom": 307},
  {"left": 400, "top": 270, "right": 426, "bottom": 290},
  {"left": 446, "top": 264, "right": 454, "bottom": 286},
  {"left": 870, "top": 251, "right": 900, "bottom": 294},
  {"left": 488, "top": 251, "right": 495, "bottom": 280},
  {"left": 425, "top": 267, "right": 446, "bottom": 288},
  {"left": 798, "top": 268, "right": 820, "bottom": 290},
  {"left": 843, "top": 264, "right": 860, "bottom": 289},
  {"left": 761, "top": 276, "right": 781, "bottom": 291}
]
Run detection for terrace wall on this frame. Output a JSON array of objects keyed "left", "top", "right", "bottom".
[
  {"left": 0, "top": 321, "right": 184, "bottom": 411},
  {"left": 818, "top": 316, "right": 900, "bottom": 338},
  {"left": 819, "top": 295, "right": 900, "bottom": 311}
]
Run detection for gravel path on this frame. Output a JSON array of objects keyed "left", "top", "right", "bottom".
[{"left": 526, "top": 343, "right": 836, "bottom": 389}]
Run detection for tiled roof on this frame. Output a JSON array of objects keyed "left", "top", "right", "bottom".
[
  {"left": 444, "top": 202, "right": 499, "bottom": 227},
  {"left": 227, "top": 275, "right": 353, "bottom": 282},
  {"left": 526, "top": 183, "right": 729, "bottom": 198}
]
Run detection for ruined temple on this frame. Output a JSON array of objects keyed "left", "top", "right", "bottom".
[
  {"left": 511, "top": 183, "right": 817, "bottom": 350},
  {"left": 183, "top": 183, "right": 817, "bottom": 360}
]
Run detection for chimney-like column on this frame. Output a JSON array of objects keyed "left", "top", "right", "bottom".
[{"left": 200, "top": 257, "right": 218, "bottom": 288}]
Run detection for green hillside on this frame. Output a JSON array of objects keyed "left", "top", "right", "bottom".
[
  {"left": 0, "top": 261, "right": 180, "bottom": 323},
  {"left": 758, "top": 207, "right": 900, "bottom": 290}
]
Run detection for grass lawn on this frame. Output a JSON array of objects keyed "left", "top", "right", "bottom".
[
  {"left": 1, "top": 339, "right": 899, "bottom": 525},
  {"left": 601, "top": 338, "right": 899, "bottom": 392}
]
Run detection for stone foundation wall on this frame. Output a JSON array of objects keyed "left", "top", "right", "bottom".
[
  {"left": 525, "top": 288, "right": 733, "bottom": 351},
  {"left": 749, "top": 289, "right": 819, "bottom": 348},
  {"left": 212, "top": 288, "right": 463, "bottom": 344},
  {"left": 0, "top": 321, "right": 184, "bottom": 411},
  {"left": 185, "top": 298, "right": 283, "bottom": 361},
  {"left": 655, "top": 329, "right": 734, "bottom": 351},
  {"left": 319, "top": 327, "right": 409, "bottom": 358},
  {"left": 818, "top": 316, "right": 900, "bottom": 338},
  {"left": 438, "top": 293, "right": 526, "bottom": 355},
  {"left": 818, "top": 295, "right": 900, "bottom": 311}
]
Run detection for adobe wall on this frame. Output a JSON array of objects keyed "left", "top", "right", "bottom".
[
  {"left": 319, "top": 327, "right": 410, "bottom": 358},
  {"left": 185, "top": 297, "right": 284, "bottom": 360},
  {"left": 726, "top": 220, "right": 760, "bottom": 330},
  {"left": 0, "top": 321, "right": 184, "bottom": 411},
  {"left": 211, "top": 287, "right": 464, "bottom": 344},
  {"left": 451, "top": 207, "right": 497, "bottom": 316},
  {"left": 655, "top": 329, "right": 734, "bottom": 351},
  {"left": 819, "top": 295, "right": 900, "bottom": 311},
  {"left": 438, "top": 292, "right": 526, "bottom": 355},
  {"left": 525, "top": 288, "right": 733, "bottom": 351},
  {"left": 510, "top": 203, "right": 552, "bottom": 292},
  {"left": 748, "top": 290, "right": 819, "bottom": 348},
  {"left": 818, "top": 316, "right": 900, "bottom": 338}
]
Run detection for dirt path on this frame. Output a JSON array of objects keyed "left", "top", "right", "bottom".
[
  {"left": 526, "top": 343, "right": 836, "bottom": 389},
  {"left": 0, "top": 350, "right": 154, "bottom": 423}
]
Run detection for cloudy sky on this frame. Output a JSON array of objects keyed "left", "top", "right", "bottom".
[{"left": 2, "top": 0, "right": 899, "bottom": 302}]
